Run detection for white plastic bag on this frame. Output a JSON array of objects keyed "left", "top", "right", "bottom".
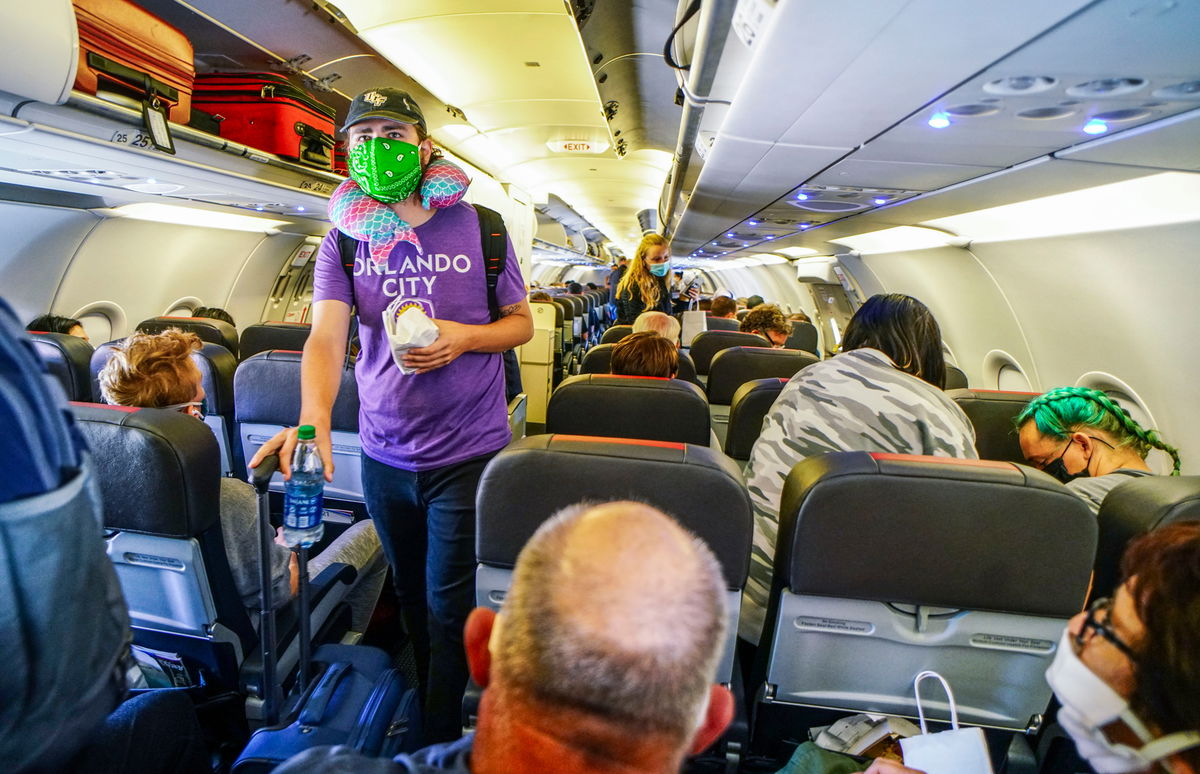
[
  {"left": 382, "top": 298, "right": 440, "bottom": 374},
  {"left": 898, "top": 671, "right": 994, "bottom": 774}
]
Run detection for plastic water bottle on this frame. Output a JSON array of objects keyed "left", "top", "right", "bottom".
[{"left": 283, "top": 425, "right": 325, "bottom": 548}]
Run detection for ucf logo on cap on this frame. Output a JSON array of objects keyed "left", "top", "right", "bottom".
[{"left": 363, "top": 91, "right": 388, "bottom": 107}]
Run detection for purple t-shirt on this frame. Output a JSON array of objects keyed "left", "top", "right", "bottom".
[{"left": 313, "top": 201, "right": 525, "bottom": 471}]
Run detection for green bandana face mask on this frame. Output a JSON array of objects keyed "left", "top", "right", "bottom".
[{"left": 347, "top": 138, "right": 423, "bottom": 204}]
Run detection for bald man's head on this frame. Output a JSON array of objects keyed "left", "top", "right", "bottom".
[
  {"left": 493, "top": 501, "right": 726, "bottom": 740},
  {"left": 632, "top": 311, "right": 681, "bottom": 344}
]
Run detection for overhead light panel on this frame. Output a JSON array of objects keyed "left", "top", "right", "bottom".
[
  {"left": 774, "top": 246, "right": 819, "bottom": 258},
  {"left": 922, "top": 172, "right": 1200, "bottom": 243},
  {"left": 106, "top": 203, "right": 291, "bottom": 232},
  {"left": 831, "top": 226, "right": 957, "bottom": 253}
]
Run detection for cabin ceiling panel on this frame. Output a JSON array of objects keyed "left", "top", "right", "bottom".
[
  {"left": 810, "top": 158, "right": 1000, "bottom": 192},
  {"left": 1056, "top": 108, "right": 1200, "bottom": 172}
]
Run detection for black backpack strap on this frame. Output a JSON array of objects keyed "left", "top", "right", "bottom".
[
  {"left": 337, "top": 230, "right": 359, "bottom": 306},
  {"left": 474, "top": 205, "right": 506, "bottom": 322}
]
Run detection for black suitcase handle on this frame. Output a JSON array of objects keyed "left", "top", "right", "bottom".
[
  {"left": 295, "top": 122, "right": 335, "bottom": 167},
  {"left": 87, "top": 52, "right": 179, "bottom": 103}
]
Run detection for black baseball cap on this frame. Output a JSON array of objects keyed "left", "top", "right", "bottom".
[{"left": 341, "top": 87, "right": 427, "bottom": 133}]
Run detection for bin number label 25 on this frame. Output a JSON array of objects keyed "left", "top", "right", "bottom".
[{"left": 110, "top": 130, "right": 156, "bottom": 149}]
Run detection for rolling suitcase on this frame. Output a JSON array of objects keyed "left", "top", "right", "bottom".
[
  {"left": 232, "top": 457, "right": 421, "bottom": 772},
  {"left": 72, "top": 0, "right": 194, "bottom": 122},
  {"left": 194, "top": 73, "right": 337, "bottom": 170}
]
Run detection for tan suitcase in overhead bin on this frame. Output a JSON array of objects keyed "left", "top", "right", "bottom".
[{"left": 73, "top": 0, "right": 195, "bottom": 122}]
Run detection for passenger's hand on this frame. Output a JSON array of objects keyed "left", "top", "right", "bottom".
[
  {"left": 248, "top": 423, "right": 335, "bottom": 482},
  {"left": 402, "top": 318, "right": 474, "bottom": 373},
  {"left": 860, "top": 759, "right": 926, "bottom": 774}
]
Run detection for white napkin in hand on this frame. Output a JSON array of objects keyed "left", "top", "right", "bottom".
[{"left": 382, "top": 300, "right": 440, "bottom": 374}]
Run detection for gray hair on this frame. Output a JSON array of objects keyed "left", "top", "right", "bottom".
[
  {"left": 633, "top": 311, "right": 681, "bottom": 344},
  {"left": 494, "top": 501, "right": 726, "bottom": 739}
]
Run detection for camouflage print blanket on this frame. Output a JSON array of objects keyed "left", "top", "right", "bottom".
[{"left": 739, "top": 347, "right": 978, "bottom": 642}]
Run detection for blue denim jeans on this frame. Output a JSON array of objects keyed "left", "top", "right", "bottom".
[{"left": 361, "top": 450, "right": 495, "bottom": 743}]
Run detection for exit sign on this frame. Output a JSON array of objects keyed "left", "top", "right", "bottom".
[{"left": 547, "top": 140, "right": 606, "bottom": 153}]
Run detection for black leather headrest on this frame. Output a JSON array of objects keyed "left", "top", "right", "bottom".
[
  {"left": 550, "top": 297, "right": 575, "bottom": 320},
  {"left": 234, "top": 350, "right": 359, "bottom": 431},
  {"left": 778, "top": 451, "right": 1096, "bottom": 617},
  {"left": 945, "top": 365, "right": 969, "bottom": 390},
  {"left": 29, "top": 332, "right": 93, "bottom": 401},
  {"left": 72, "top": 403, "right": 220, "bottom": 536},
  {"left": 477, "top": 435, "right": 752, "bottom": 589},
  {"left": 137, "top": 316, "right": 238, "bottom": 359},
  {"left": 546, "top": 374, "right": 710, "bottom": 446},
  {"left": 725, "top": 378, "right": 788, "bottom": 460},
  {"left": 239, "top": 322, "right": 311, "bottom": 362},
  {"left": 193, "top": 343, "right": 237, "bottom": 416},
  {"left": 706, "top": 346, "right": 818, "bottom": 405},
  {"left": 784, "top": 322, "right": 818, "bottom": 355},
  {"left": 705, "top": 317, "right": 742, "bottom": 332},
  {"left": 949, "top": 388, "right": 1039, "bottom": 464},
  {"left": 600, "top": 325, "right": 633, "bottom": 345},
  {"left": 1093, "top": 476, "right": 1200, "bottom": 597},
  {"left": 579, "top": 344, "right": 700, "bottom": 386},
  {"left": 89, "top": 340, "right": 120, "bottom": 402},
  {"left": 567, "top": 296, "right": 586, "bottom": 315},
  {"left": 689, "top": 331, "right": 769, "bottom": 374}
]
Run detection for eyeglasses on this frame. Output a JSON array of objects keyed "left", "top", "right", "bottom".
[{"left": 1076, "top": 596, "right": 1137, "bottom": 660}]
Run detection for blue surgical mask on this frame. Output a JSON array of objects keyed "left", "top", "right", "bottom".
[{"left": 649, "top": 262, "right": 670, "bottom": 277}]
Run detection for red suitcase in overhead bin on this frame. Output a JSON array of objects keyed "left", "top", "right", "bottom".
[
  {"left": 72, "top": 0, "right": 194, "bottom": 123},
  {"left": 193, "top": 72, "right": 337, "bottom": 170}
]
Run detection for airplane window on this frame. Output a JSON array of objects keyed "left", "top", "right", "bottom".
[
  {"left": 72, "top": 302, "right": 126, "bottom": 344},
  {"left": 77, "top": 312, "right": 111, "bottom": 344},
  {"left": 166, "top": 304, "right": 195, "bottom": 317},
  {"left": 997, "top": 364, "right": 1032, "bottom": 392}
]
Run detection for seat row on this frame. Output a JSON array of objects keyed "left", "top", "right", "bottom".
[{"left": 70, "top": 401, "right": 1200, "bottom": 747}]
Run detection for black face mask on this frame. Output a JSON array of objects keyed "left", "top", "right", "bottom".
[{"left": 1043, "top": 438, "right": 1091, "bottom": 484}]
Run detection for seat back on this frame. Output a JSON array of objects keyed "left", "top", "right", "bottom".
[
  {"left": 137, "top": 315, "right": 239, "bottom": 359},
  {"left": 600, "top": 324, "right": 633, "bottom": 344},
  {"left": 234, "top": 350, "right": 362, "bottom": 502},
  {"left": 949, "top": 388, "right": 1039, "bottom": 464},
  {"left": 546, "top": 374, "right": 710, "bottom": 446},
  {"left": 690, "top": 330, "right": 769, "bottom": 374},
  {"left": 762, "top": 451, "right": 1096, "bottom": 730},
  {"left": 946, "top": 364, "right": 969, "bottom": 390},
  {"left": 194, "top": 342, "right": 240, "bottom": 476},
  {"left": 475, "top": 435, "right": 753, "bottom": 683},
  {"left": 725, "top": 378, "right": 788, "bottom": 461},
  {"left": 579, "top": 343, "right": 701, "bottom": 387},
  {"left": 239, "top": 322, "right": 311, "bottom": 362},
  {"left": 1093, "top": 475, "right": 1200, "bottom": 598},
  {"left": 784, "top": 321, "right": 818, "bottom": 354},
  {"left": 706, "top": 316, "right": 742, "bottom": 332},
  {"left": 73, "top": 403, "right": 254, "bottom": 687},
  {"left": 706, "top": 347, "right": 818, "bottom": 406},
  {"left": 29, "top": 331, "right": 94, "bottom": 400}
]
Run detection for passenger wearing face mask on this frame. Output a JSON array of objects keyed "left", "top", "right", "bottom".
[
  {"left": 1016, "top": 387, "right": 1182, "bottom": 514},
  {"left": 1045, "top": 522, "right": 1200, "bottom": 773},
  {"left": 615, "top": 233, "right": 675, "bottom": 324}
]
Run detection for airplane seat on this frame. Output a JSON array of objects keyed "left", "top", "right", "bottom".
[
  {"left": 946, "top": 364, "right": 969, "bottom": 390},
  {"left": 28, "top": 331, "right": 94, "bottom": 400},
  {"left": 137, "top": 315, "right": 239, "bottom": 359},
  {"left": 600, "top": 324, "right": 633, "bottom": 344},
  {"left": 707, "top": 347, "right": 818, "bottom": 448},
  {"left": 706, "top": 316, "right": 742, "bottom": 332},
  {"left": 1092, "top": 475, "right": 1200, "bottom": 599},
  {"left": 783, "top": 322, "right": 818, "bottom": 354},
  {"left": 234, "top": 350, "right": 363, "bottom": 505},
  {"left": 72, "top": 403, "right": 357, "bottom": 705},
  {"left": 578, "top": 342, "right": 702, "bottom": 387},
  {"left": 757, "top": 451, "right": 1096, "bottom": 735},
  {"left": 549, "top": 297, "right": 578, "bottom": 372},
  {"left": 475, "top": 434, "right": 753, "bottom": 687},
  {"left": 725, "top": 378, "right": 788, "bottom": 462},
  {"left": 736, "top": 309, "right": 750, "bottom": 322},
  {"left": 689, "top": 330, "right": 770, "bottom": 375},
  {"left": 545, "top": 373, "right": 711, "bottom": 446},
  {"left": 949, "top": 388, "right": 1040, "bottom": 464},
  {"left": 239, "top": 322, "right": 311, "bottom": 362},
  {"left": 89, "top": 339, "right": 122, "bottom": 402},
  {"left": 193, "top": 342, "right": 241, "bottom": 478}
]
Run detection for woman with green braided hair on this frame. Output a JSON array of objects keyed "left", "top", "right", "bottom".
[{"left": 1016, "top": 386, "right": 1182, "bottom": 513}]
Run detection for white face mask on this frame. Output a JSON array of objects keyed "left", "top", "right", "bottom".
[{"left": 1045, "top": 629, "right": 1200, "bottom": 773}]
